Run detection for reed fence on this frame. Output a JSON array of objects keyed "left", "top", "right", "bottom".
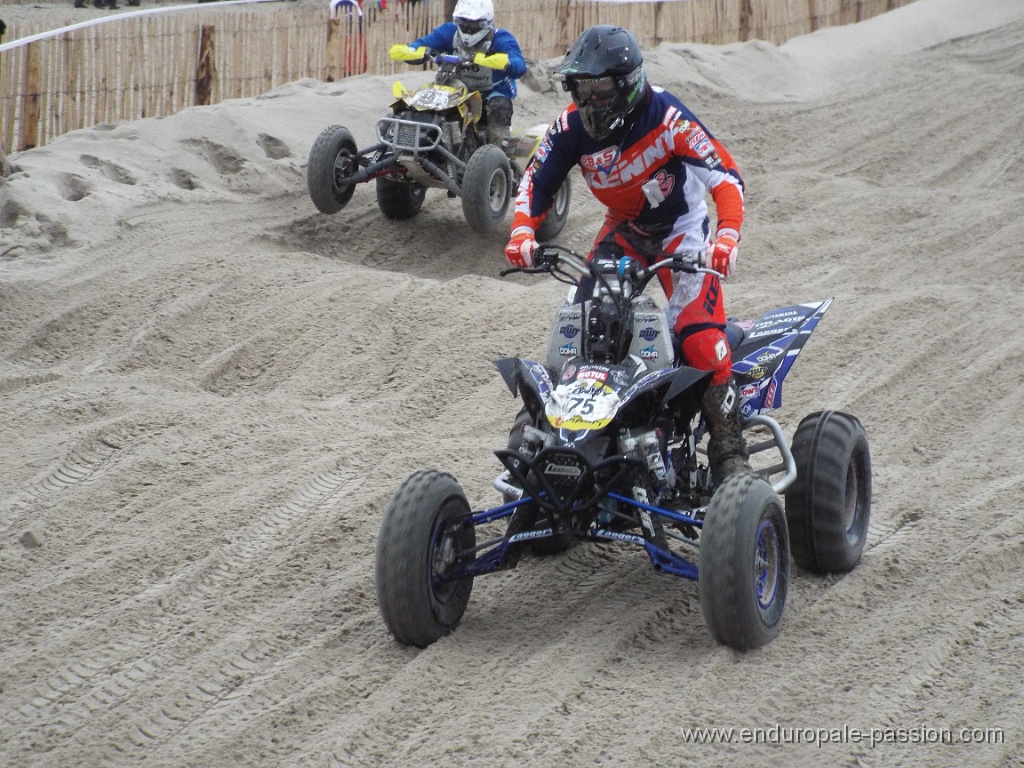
[{"left": 1, "top": 0, "right": 915, "bottom": 155}]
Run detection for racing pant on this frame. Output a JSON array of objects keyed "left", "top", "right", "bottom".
[
  {"left": 483, "top": 94, "right": 513, "bottom": 147},
  {"left": 589, "top": 213, "right": 731, "bottom": 384}
]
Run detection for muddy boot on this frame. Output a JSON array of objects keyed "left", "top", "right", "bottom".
[
  {"left": 486, "top": 120, "right": 511, "bottom": 149},
  {"left": 702, "top": 377, "right": 752, "bottom": 484}
]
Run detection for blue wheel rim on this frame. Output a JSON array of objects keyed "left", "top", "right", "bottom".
[{"left": 755, "top": 519, "right": 781, "bottom": 610}]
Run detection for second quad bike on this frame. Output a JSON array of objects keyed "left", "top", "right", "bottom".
[
  {"left": 375, "top": 245, "right": 872, "bottom": 651},
  {"left": 307, "top": 52, "right": 571, "bottom": 237}
]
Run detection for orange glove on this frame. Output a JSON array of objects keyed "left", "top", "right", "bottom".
[
  {"left": 505, "top": 227, "right": 537, "bottom": 268},
  {"left": 707, "top": 228, "right": 739, "bottom": 278}
]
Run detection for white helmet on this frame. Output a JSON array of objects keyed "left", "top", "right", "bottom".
[{"left": 453, "top": 0, "right": 495, "bottom": 48}]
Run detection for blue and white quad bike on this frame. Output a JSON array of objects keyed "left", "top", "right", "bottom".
[{"left": 375, "top": 244, "right": 871, "bottom": 650}]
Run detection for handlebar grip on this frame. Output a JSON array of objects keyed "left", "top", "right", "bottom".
[
  {"left": 533, "top": 245, "right": 559, "bottom": 268},
  {"left": 671, "top": 252, "right": 705, "bottom": 271}
]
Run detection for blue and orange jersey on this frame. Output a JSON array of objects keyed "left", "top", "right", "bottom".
[{"left": 513, "top": 86, "right": 744, "bottom": 238}]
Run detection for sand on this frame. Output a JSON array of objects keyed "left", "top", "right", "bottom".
[{"left": 2, "top": 0, "right": 1024, "bottom": 765}]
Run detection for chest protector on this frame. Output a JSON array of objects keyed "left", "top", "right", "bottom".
[{"left": 453, "top": 36, "right": 496, "bottom": 94}]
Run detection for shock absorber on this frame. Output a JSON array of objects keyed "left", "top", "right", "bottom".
[{"left": 622, "top": 427, "right": 676, "bottom": 501}]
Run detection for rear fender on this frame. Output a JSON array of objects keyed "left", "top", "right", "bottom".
[
  {"left": 508, "top": 122, "right": 550, "bottom": 163},
  {"left": 732, "top": 298, "right": 833, "bottom": 416}
]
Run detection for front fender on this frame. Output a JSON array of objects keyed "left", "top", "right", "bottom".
[
  {"left": 663, "top": 366, "right": 713, "bottom": 413},
  {"left": 495, "top": 357, "right": 552, "bottom": 416}
]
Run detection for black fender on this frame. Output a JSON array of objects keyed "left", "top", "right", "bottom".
[
  {"left": 494, "top": 357, "right": 553, "bottom": 418},
  {"left": 662, "top": 365, "right": 714, "bottom": 419}
]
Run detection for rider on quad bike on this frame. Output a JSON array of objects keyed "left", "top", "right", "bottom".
[
  {"left": 505, "top": 25, "right": 751, "bottom": 484},
  {"left": 390, "top": 0, "right": 526, "bottom": 148}
]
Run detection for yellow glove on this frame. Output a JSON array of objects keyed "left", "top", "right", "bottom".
[
  {"left": 473, "top": 52, "right": 510, "bottom": 71},
  {"left": 389, "top": 44, "right": 428, "bottom": 62}
]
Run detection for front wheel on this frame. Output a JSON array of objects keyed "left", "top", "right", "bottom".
[
  {"left": 784, "top": 410, "right": 871, "bottom": 574},
  {"left": 375, "top": 470, "right": 475, "bottom": 648},
  {"left": 376, "top": 176, "right": 427, "bottom": 220},
  {"left": 461, "top": 144, "right": 512, "bottom": 234},
  {"left": 699, "top": 473, "right": 789, "bottom": 650},
  {"left": 307, "top": 125, "right": 359, "bottom": 214},
  {"left": 535, "top": 175, "right": 572, "bottom": 241}
]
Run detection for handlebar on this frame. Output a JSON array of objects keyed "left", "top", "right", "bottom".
[
  {"left": 433, "top": 52, "right": 507, "bottom": 72},
  {"left": 500, "top": 243, "right": 721, "bottom": 285},
  {"left": 433, "top": 53, "right": 464, "bottom": 66}
]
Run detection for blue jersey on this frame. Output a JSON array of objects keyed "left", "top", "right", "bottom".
[{"left": 411, "top": 23, "right": 526, "bottom": 100}]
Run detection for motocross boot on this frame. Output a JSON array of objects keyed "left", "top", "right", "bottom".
[{"left": 702, "top": 377, "right": 753, "bottom": 484}]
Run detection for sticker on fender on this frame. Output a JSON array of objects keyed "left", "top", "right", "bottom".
[{"left": 545, "top": 378, "right": 621, "bottom": 430}]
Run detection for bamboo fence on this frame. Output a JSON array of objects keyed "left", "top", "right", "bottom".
[{"left": 1, "top": 0, "right": 916, "bottom": 154}]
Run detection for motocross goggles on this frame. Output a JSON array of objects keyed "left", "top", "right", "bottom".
[
  {"left": 565, "top": 76, "right": 619, "bottom": 106},
  {"left": 455, "top": 17, "right": 490, "bottom": 36}
]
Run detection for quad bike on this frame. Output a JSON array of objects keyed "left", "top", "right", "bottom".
[
  {"left": 375, "top": 244, "right": 872, "bottom": 650},
  {"left": 306, "top": 52, "right": 571, "bottom": 237}
]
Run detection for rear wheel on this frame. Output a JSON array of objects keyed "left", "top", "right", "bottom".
[
  {"left": 307, "top": 125, "right": 358, "bottom": 214},
  {"left": 375, "top": 470, "right": 475, "bottom": 648},
  {"left": 376, "top": 176, "right": 427, "bottom": 219},
  {"left": 784, "top": 410, "right": 871, "bottom": 574},
  {"left": 700, "top": 473, "right": 789, "bottom": 650},
  {"left": 461, "top": 144, "right": 511, "bottom": 234},
  {"left": 535, "top": 175, "right": 572, "bottom": 241}
]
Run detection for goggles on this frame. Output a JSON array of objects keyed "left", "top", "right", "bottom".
[
  {"left": 455, "top": 18, "right": 489, "bottom": 35},
  {"left": 568, "top": 76, "right": 619, "bottom": 106}
]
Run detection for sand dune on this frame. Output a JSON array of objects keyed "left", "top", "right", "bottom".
[{"left": 2, "top": 0, "right": 1024, "bottom": 765}]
